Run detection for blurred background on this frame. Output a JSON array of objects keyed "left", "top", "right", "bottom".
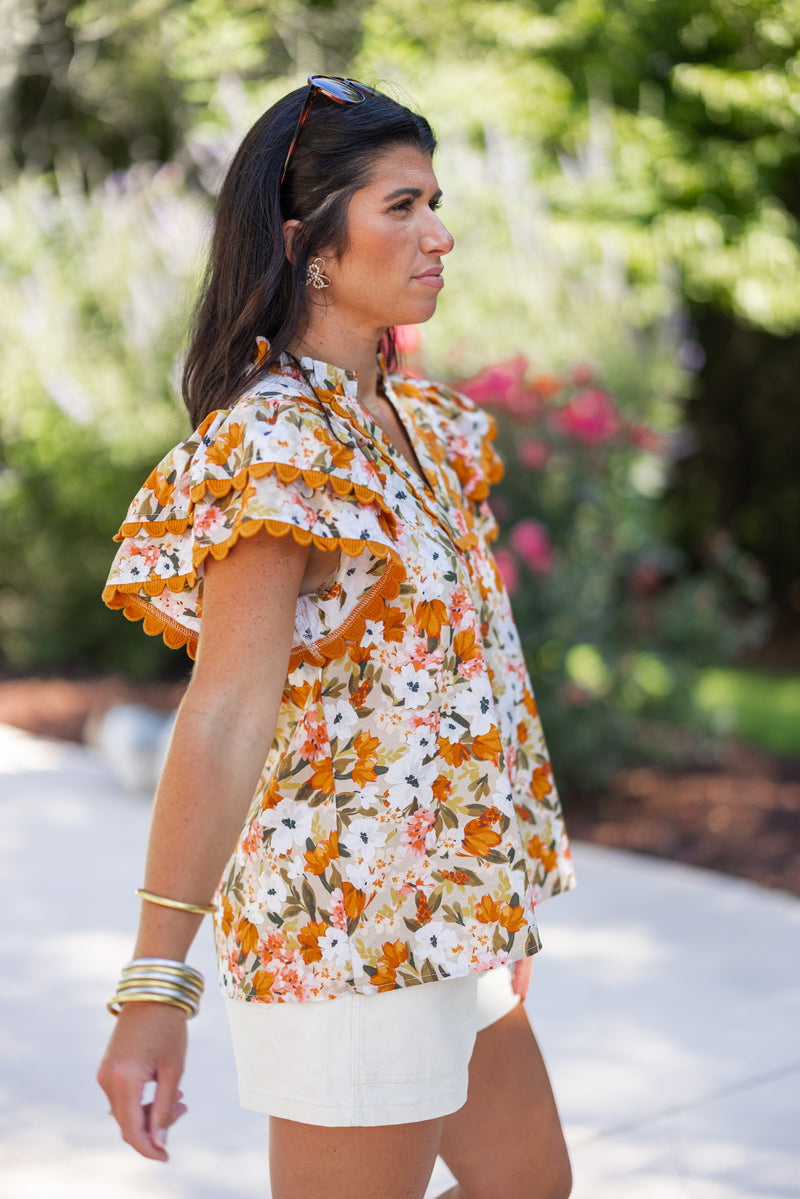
[{"left": 1, "top": 0, "right": 798, "bottom": 893}]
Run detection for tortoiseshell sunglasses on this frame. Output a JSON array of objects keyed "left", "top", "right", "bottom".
[{"left": 279, "top": 75, "right": 377, "bottom": 187}]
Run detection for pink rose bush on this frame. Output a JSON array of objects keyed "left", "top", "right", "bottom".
[{"left": 453, "top": 353, "right": 767, "bottom": 789}]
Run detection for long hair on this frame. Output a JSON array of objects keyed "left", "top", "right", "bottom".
[{"left": 182, "top": 84, "right": 437, "bottom": 425}]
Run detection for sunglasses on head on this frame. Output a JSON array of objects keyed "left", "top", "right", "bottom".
[{"left": 279, "top": 74, "right": 377, "bottom": 187}]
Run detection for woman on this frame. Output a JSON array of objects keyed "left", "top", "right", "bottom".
[{"left": 98, "top": 76, "right": 576, "bottom": 1199}]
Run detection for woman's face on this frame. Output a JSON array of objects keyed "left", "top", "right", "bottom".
[{"left": 315, "top": 144, "right": 454, "bottom": 333}]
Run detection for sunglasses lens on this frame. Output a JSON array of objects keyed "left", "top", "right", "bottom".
[{"left": 308, "top": 75, "right": 372, "bottom": 103}]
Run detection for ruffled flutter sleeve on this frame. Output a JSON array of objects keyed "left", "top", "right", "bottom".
[{"left": 102, "top": 394, "right": 402, "bottom": 661}]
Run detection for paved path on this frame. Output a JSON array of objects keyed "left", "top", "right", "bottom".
[{"left": 0, "top": 722, "right": 798, "bottom": 1198}]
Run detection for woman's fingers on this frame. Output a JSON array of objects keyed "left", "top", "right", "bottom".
[
  {"left": 97, "top": 1004, "right": 188, "bottom": 1161},
  {"left": 146, "top": 1060, "right": 186, "bottom": 1155}
]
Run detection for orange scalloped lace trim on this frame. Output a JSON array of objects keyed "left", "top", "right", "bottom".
[
  {"left": 102, "top": 520, "right": 406, "bottom": 662},
  {"left": 114, "top": 462, "right": 396, "bottom": 542}
]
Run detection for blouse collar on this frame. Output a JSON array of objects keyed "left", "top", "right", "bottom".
[{"left": 274, "top": 350, "right": 391, "bottom": 404}]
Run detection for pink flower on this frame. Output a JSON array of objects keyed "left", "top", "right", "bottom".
[
  {"left": 457, "top": 356, "right": 528, "bottom": 405},
  {"left": 571, "top": 362, "right": 595, "bottom": 386},
  {"left": 510, "top": 519, "right": 555, "bottom": 574},
  {"left": 517, "top": 439, "right": 551, "bottom": 470},
  {"left": 493, "top": 547, "right": 520, "bottom": 595},
  {"left": 627, "top": 424, "right": 667, "bottom": 454},
  {"left": 554, "top": 388, "right": 621, "bottom": 444},
  {"left": 395, "top": 324, "right": 421, "bottom": 353}
]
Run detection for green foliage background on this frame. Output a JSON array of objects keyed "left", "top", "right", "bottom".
[{"left": 1, "top": 0, "right": 797, "bottom": 780}]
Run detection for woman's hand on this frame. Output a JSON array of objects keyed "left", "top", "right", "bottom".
[
  {"left": 511, "top": 956, "right": 533, "bottom": 1002},
  {"left": 97, "top": 1004, "right": 189, "bottom": 1162}
]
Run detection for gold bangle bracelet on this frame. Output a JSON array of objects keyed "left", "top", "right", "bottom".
[
  {"left": 122, "top": 957, "right": 204, "bottom": 985},
  {"left": 107, "top": 992, "right": 195, "bottom": 1018},
  {"left": 121, "top": 963, "right": 205, "bottom": 991},
  {"left": 116, "top": 976, "right": 203, "bottom": 999},
  {"left": 136, "top": 888, "right": 216, "bottom": 916}
]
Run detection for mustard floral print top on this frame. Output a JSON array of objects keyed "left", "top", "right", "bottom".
[{"left": 103, "top": 351, "right": 576, "bottom": 1003}]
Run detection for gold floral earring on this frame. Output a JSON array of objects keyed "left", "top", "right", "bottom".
[{"left": 306, "top": 257, "right": 331, "bottom": 289}]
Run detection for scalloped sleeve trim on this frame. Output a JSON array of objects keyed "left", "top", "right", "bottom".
[
  {"left": 114, "top": 460, "right": 398, "bottom": 543},
  {"left": 103, "top": 517, "right": 405, "bottom": 663}
]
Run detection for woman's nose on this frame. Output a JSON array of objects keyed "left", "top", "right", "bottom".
[{"left": 422, "top": 213, "right": 455, "bottom": 256}]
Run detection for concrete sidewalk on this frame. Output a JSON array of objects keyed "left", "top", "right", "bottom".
[{"left": 0, "top": 721, "right": 798, "bottom": 1199}]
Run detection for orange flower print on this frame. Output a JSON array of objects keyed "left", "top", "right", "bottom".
[
  {"left": 299, "top": 707, "right": 329, "bottom": 761},
  {"left": 379, "top": 602, "right": 406, "bottom": 643},
  {"left": 305, "top": 831, "right": 339, "bottom": 875},
  {"left": 460, "top": 809, "right": 503, "bottom": 858},
  {"left": 531, "top": 764, "right": 553, "bottom": 800},
  {"left": 219, "top": 892, "right": 234, "bottom": 938},
  {"left": 523, "top": 688, "right": 539, "bottom": 718},
  {"left": 127, "top": 542, "right": 160, "bottom": 569},
  {"left": 144, "top": 467, "right": 174, "bottom": 507},
  {"left": 297, "top": 920, "right": 329, "bottom": 964},
  {"left": 527, "top": 835, "right": 558, "bottom": 873},
  {"left": 310, "top": 757, "right": 335, "bottom": 794},
  {"left": 472, "top": 726, "right": 503, "bottom": 764},
  {"left": 415, "top": 890, "right": 433, "bottom": 925},
  {"left": 431, "top": 774, "right": 452, "bottom": 804},
  {"left": 414, "top": 599, "right": 448, "bottom": 638},
  {"left": 372, "top": 940, "right": 409, "bottom": 992},
  {"left": 475, "top": 894, "right": 503, "bottom": 923},
  {"left": 261, "top": 776, "right": 282, "bottom": 811},
  {"left": 442, "top": 869, "right": 471, "bottom": 885},
  {"left": 342, "top": 881, "right": 367, "bottom": 920},
  {"left": 498, "top": 903, "right": 526, "bottom": 932},
  {"left": 236, "top": 917, "right": 260, "bottom": 956},
  {"left": 314, "top": 425, "right": 354, "bottom": 469},
  {"left": 352, "top": 730, "right": 380, "bottom": 786},
  {"left": 437, "top": 736, "right": 471, "bottom": 768},
  {"left": 453, "top": 628, "right": 481, "bottom": 664},
  {"left": 250, "top": 969, "right": 275, "bottom": 999},
  {"left": 206, "top": 422, "right": 245, "bottom": 466},
  {"left": 285, "top": 680, "right": 312, "bottom": 708}
]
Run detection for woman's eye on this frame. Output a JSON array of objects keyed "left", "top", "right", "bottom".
[{"left": 390, "top": 199, "right": 413, "bottom": 213}]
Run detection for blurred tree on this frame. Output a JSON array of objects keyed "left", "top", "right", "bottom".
[{"left": 354, "top": 0, "right": 800, "bottom": 605}]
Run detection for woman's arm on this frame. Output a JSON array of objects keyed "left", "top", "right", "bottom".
[{"left": 97, "top": 529, "right": 311, "bottom": 1161}]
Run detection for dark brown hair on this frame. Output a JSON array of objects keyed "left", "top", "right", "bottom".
[{"left": 182, "top": 84, "right": 436, "bottom": 425}]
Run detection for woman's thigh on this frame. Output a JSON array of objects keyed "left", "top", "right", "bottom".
[
  {"left": 437, "top": 1004, "right": 572, "bottom": 1199},
  {"left": 268, "top": 1113, "right": 445, "bottom": 1199}
]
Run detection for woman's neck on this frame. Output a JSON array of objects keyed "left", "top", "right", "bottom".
[{"left": 292, "top": 313, "right": 382, "bottom": 404}]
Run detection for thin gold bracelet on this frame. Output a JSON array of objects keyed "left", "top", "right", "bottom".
[
  {"left": 107, "top": 992, "right": 195, "bottom": 1018},
  {"left": 136, "top": 888, "right": 216, "bottom": 916}
]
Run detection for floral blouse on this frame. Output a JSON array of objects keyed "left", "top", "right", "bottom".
[{"left": 104, "top": 351, "right": 576, "bottom": 1003}]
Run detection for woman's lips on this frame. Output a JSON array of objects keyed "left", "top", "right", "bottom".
[{"left": 413, "top": 271, "right": 444, "bottom": 289}]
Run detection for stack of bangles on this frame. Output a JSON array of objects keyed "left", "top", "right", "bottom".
[{"left": 106, "top": 888, "right": 216, "bottom": 1019}]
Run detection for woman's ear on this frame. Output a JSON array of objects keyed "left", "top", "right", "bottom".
[{"left": 283, "top": 219, "right": 301, "bottom": 265}]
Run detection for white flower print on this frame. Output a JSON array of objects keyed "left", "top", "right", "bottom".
[
  {"left": 344, "top": 859, "right": 376, "bottom": 891},
  {"left": 405, "top": 723, "right": 439, "bottom": 761},
  {"left": 384, "top": 755, "right": 440, "bottom": 812},
  {"left": 491, "top": 775, "right": 515, "bottom": 818},
  {"left": 439, "top": 709, "right": 468, "bottom": 745},
  {"left": 263, "top": 797, "right": 314, "bottom": 855},
  {"left": 318, "top": 926, "right": 351, "bottom": 964},
  {"left": 414, "top": 921, "right": 459, "bottom": 966},
  {"left": 393, "top": 662, "right": 436, "bottom": 709},
  {"left": 340, "top": 816, "right": 388, "bottom": 865},
  {"left": 325, "top": 698, "right": 359, "bottom": 741},
  {"left": 256, "top": 869, "right": 289, "bottom": 910},
  {"left": 458, "top": 679, "right": 498, "bottom": 737}
]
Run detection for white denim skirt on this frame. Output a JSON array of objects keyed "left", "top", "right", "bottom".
[{"left": 224, "top": 965, "right": 521, "bottom": 1126}]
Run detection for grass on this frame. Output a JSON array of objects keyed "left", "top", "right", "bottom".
[{"left": 693, "top": 667, "right": 800, "bottom": 757}]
